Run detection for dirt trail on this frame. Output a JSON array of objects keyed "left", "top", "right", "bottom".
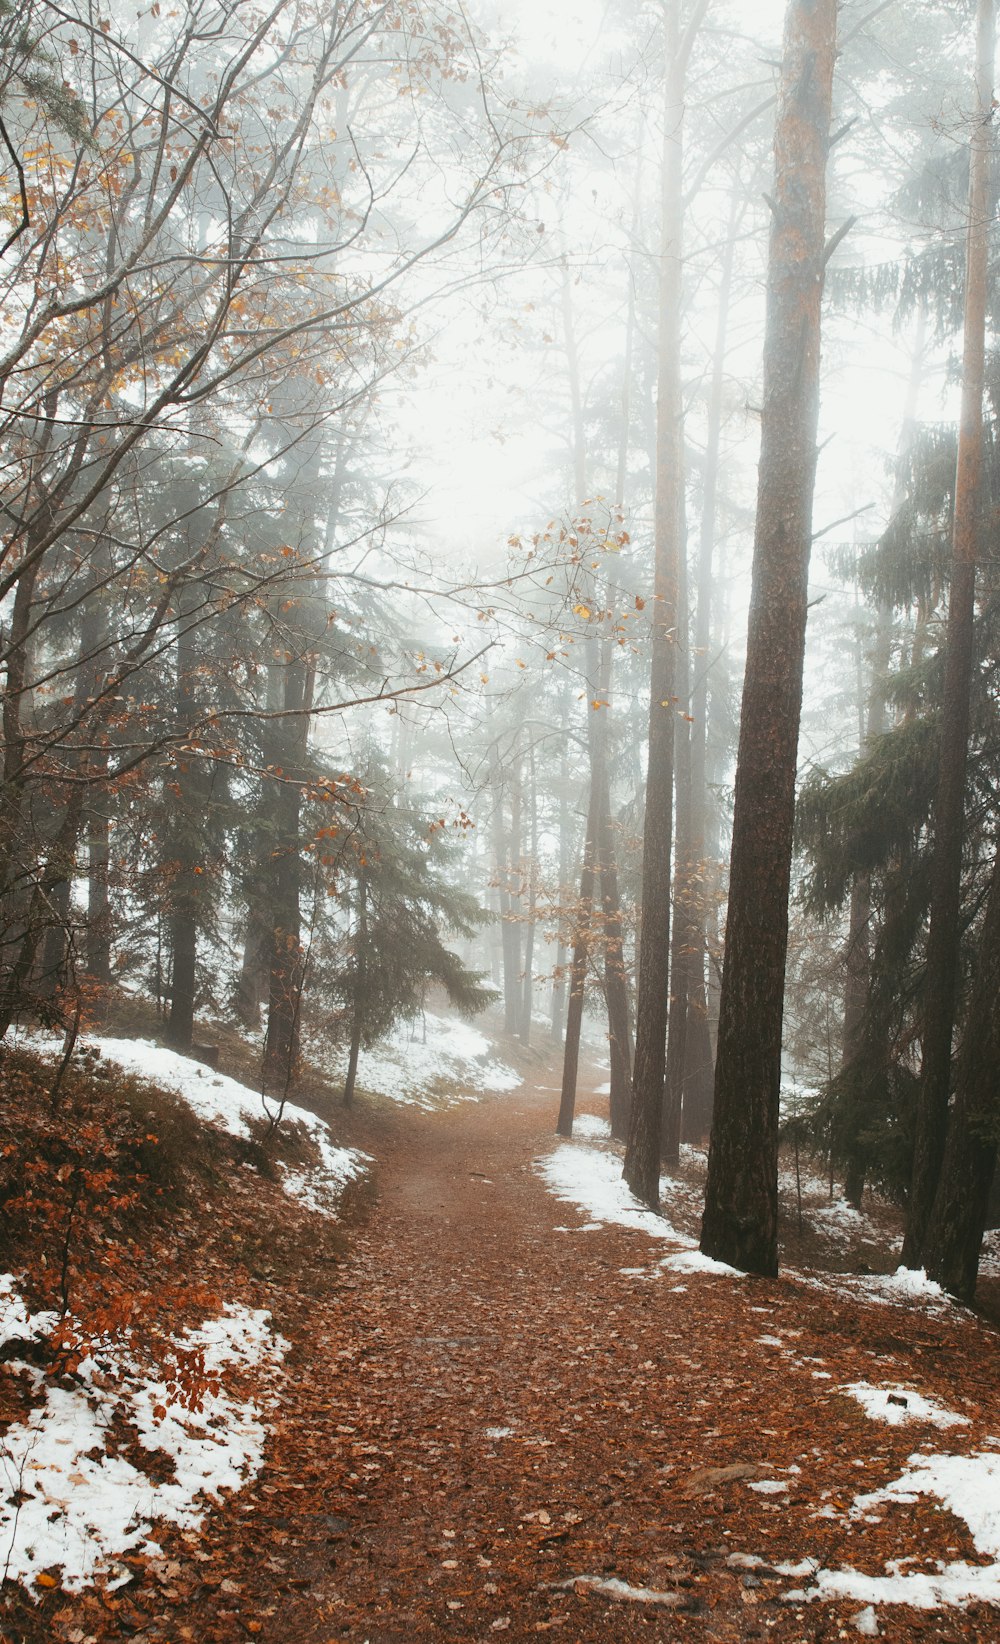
[{"left": 224, "top": 1073, "right": 998, "bottom": 1643}]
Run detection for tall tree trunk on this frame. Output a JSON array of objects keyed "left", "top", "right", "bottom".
[
  {"left": 903, "top": 0, "right": 994, "bottom": 1268},
  {"left": 510, "top": 746, "right": 525, "bottom": 1034},
  {"left": 663, "top": 491, "right": 693, "bottom": 1166},
  {"left": 165, "top": 587, "right": 211, "bottom": 1053},
  {"left": 489, "top": 741, "right": 522, "bottom": 1037},
  {"left": 234, "top": 660, "right": 283, "bottom": 1028},
  {"left": 37, "top": 879, "right": 72, "bottom": 997},
  {"left": 842, "top": 315, "right": 926, "bottom": 1208},
  {"left": 599, "top": 769, "right": 632, "bottom": 1140},
  {"left": 234, "top": 908, "right": 269, "bottom": 1030},
  {"left": 38, "top": 581, "right": 107, "bottom": 995},
  {"left": 0, "top": 551, "right": 43, "bottom": 999},
  {"left": 550, "top": 685, "right": 572, "bottom": 1042},
  {"left": 682, "top": 191, "right": 741, "bottom": 1143},
  {"left": 38, "top": 576, "right": 107, "bottom": 994},
  {"left": 85, "top": 775, "right": 112, "bottom": 987},
  {"left": 558, "top": 245, "right": 621, "bottom": 1113},
  {"left": 0, "top": 786, "right": 87, "bottom": 1038},
  {"left": 262, "top": 655, "right": 314, "bottom": 1095},
  {"left": 520, "top": 743, "right": 538, "bottom": 1045},
  {"left": 343, "top": 868, "right": 368, "bottom": 1108},
  {"left": 700, "top": 0, "right": 838, "bottom": 1277},
  {"left": 624, "top": 0, "right": 706, "bottom": 1206},
  {"left": 594, "top": 631, "right": 632, "bottom": 1139},
  {"left": 0, "top": 535, "right": 104, "bottom": 1027},
  {"left": 841, "top": 872, "right": 873, "bottom": 1208},
  {"left": 556, "top": 781, "right": 600, "bottom": 1137}
]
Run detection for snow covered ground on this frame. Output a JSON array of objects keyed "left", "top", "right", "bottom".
[
  {"left": 14, "top": 1031, "right": 369, "bottom": 1221},
  {"left": 538, "top": 1120, "right": 1000, "bottom": 1624},
  {"left": 320, "top": 1011, "right": 520, "bottom": 1108},
  {"left": 784, "top": 1448, "right": 1000, "bottom": 1613},
  {"left": 0, "top": 1277, "right": 285, "bottom": 1591}
]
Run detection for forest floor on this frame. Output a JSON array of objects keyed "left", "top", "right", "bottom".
[{"left": 4, "top": 1050, "right": 1000, "bottom": 1644}]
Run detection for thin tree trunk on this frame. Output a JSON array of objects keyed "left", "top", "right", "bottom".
[
  {"left": 520, "top": 743, "right": 538, "bottom": 1045},
  {"left": 556, "top": 783, "right": 600, "bottom": 1137},
  {"left": 903, "top": 0, "right": 994, "bottom": 1268},
  {"left": 624, "top": 0, "right": 706, "bottom": 1206},
  {"left": 85, "top": 777, "right": 112, "bottom": 986},
  {"left": 701, "top": 0, "right": 838, "bottom": 1277},
  {"left": 841, "top": 872, "right": 873, "bottom": 1208},
  {"left": 343, "top": 869, "right": 367, "bottom": 1108},
  {"left": 594, "top": 631, "right": 632, "bottom": 1140},
  {"left": 0, "top": 784, "right": 87, "bottom": 1037},
  {"left": 40, "top": 577, "right": 108, "bottom": 994},
  {"left": 551, "top": 685, "right": 571, "bottom": 1042},
  {"left": 263, "top": 655, "right": 314, "bottom": 1095},
  {"left": 489, "top": 742, "right": 521, "bottom": 1037},
  {"left": 165, "top": 586, "right": 210, "bottom": 1053},
  {"left": 842, "top": 314, "right": 926, "bottom": 1207},
  {"left": 663, "top": 485, "right": 693, "bottom": 1166},
  {"left": 510, "top": 746, "right": 526, "bottom": 1035},
  {"left": 682, "top": 189, "right": 741, "bottom": 1143},
  {"left": 234, "top": 909, "right": 269, "bottom": 1030}
]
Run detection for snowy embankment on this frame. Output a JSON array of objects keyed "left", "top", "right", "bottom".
[
  {"left": 14, "top": 1031, "right": 369, "bottom": 1220},
  {"left": 1, "top": 1013, "right": 517, "bottom": 1594},
  {"left": 2, "top": 1030, "right": 362, "bottom": 1592},
  {"left": 0, "top": 1278, "right": 286, "bottom": 1591},
  {"left": 538, "top": 1115, "right": 1000, "bottom": 1623},
  {"left": 319, "top": 1011, "right": 520, "bottom": 1109}
]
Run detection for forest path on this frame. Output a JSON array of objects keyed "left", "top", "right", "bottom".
[{"left": 229, "top": 1070, "right": 997, "bottom": 1644}]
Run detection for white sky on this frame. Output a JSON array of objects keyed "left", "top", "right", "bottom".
[{"left": 384, "top": 0, "right": 960, "bottom": 596}]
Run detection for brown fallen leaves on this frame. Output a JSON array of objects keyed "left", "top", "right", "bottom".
[{"left": 3, "top": 1047, "right": 1000, "bottom": 1644}]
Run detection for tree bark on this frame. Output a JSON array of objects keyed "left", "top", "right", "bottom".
[
  {"left": 165, "top": 586, "right": 211, "bottom": 1053},
  {"left": 624, "top": 0, "right": 703, "bottom": 1207},
  {"left": 700, "top": 0, "right": 838, "bottom": 1277},
  {"left": 262, "top": 654, "right": 314, "bottom": 1096},
  {"left": 520, "top": 743, "right": 538, "bottom": 1045},
  {"left": 682, "top": 189, "right": 741, "bottom": 1144},
  {"left": 550, "top": 685, "right": 572, "bottom": 1042},
  {"left": 343, "top": 869, "right": 368, "bottom": 1108},
  {"left": 489, "top": 740, "right": 522, "bottom": 1037},
  {"left": 841, "top": 314, "right": 926, "bottom": 1207},
  {"left": 593, "top": 632, "right": 632, "bottom": 1140},
  {"left": 556, "top": 782, "right": 600, "bottom": 1137},
  {"left": 903, "top": 0, "right": 994, "bottom": 1268},
  {"left": 663, "top": 487, "right": 693, "bottom": 1167},
  {"left": 85, "top": 776, "right": 112, "bottom": 986}
]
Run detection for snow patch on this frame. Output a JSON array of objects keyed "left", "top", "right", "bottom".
[
  {"left": 0, "top": 1281, "right": 285, "bottom": 1592},
  {"left": 571, "top": 1113, "right": 611, "bottom": 1140},
  {"left": 786, "top": 1450, "right": 1000, "bottom": 1611},
  {"left": 658, "top": 1249, "right": 740, "bottom": 1277},
  {"left": 841, "top": 1383, "right": 970, "bottom": 1429},
  {"left": 877, "top": 1266, "right": 946, "bottom": 1301},
  {"left": 537, "top": 1137, "right": 739, "bottom": 1278},
  {"left": 323, "top": 1012, "right": 520, "bottom": 1107},
  {"left": 555, "top": 1574, "right": 682, "bottom": 1607},
  {"left": 13, "top": 1032, "right": 368, "bottom": 1220},
  {"left": 536, "top": 1145, "right": 682, "bottom": 1242}
]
